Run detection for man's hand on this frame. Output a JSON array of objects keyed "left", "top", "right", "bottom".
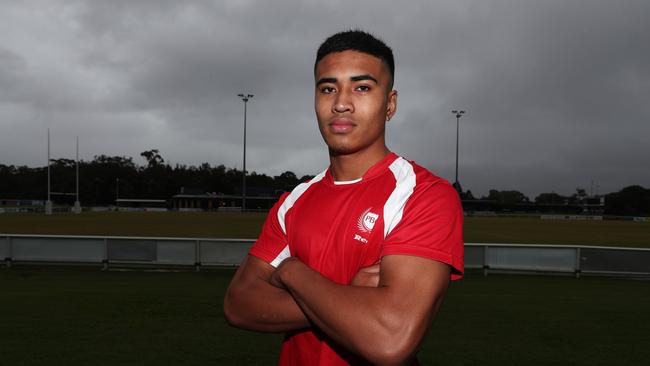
[
  {"left": 269, "top": 257, "right": 299, "bottom": 289},
  {"left": 272, "top": 258, "right": 380, "bottom": 288},
  {"left": 351, "top": 263, "right": 381, "bottom": 287}
]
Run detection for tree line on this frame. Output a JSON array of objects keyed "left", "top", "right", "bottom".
[
  {"left": 1, "top": 149, "right": 648, "bottom": 215},
  {"left": 0, "top": 150, "right": 312, "bottom": 206},
  {"left": 459, "top": 186, "right": 650, "bottom": 216}
]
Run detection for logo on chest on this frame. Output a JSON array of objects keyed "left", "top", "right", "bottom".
[{"left": 354, "top": 208, "right": 380, "bottom": 244}]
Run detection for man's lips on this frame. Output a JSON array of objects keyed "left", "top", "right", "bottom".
[{"left": 329, "top": 119, "right": 355, "bottom": 133}]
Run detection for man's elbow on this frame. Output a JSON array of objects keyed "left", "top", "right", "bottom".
[
  {"left": 360, "top": 324, "right": 422, "bottom": 365},
  {"left": 373, "top": 338, "right": 418, "bottom": 365},
  {"left": 364, "top": 348, "right": 413, "bottom": 365},
  {"left": 223, "top": 287, "right": 245, "bottom": 328}
]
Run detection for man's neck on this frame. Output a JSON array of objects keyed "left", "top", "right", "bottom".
[{"left": 328, "top": 146, "right": 391, "bottom": 182}]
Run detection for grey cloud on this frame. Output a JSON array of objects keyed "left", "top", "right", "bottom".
[{"left": 1, "top": 0, "right": 649, "bottom": 199}]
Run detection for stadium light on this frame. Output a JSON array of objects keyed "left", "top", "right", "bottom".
[
  {"left": 238, "top": 93, "right": 254, "bottom": 212},
  {"left": 451, "top": 110, "right": 466, "bottom": 190}
]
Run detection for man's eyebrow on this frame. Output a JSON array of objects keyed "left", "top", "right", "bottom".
[
  {"left": 350, "top": 74, "right": 378, "bottom": 84},
  {"left": 316, "top": 77, "right": 337, "bottom": 86}
]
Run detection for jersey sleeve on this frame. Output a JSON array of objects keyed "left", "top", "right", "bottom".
[
  {"left": 248, "top": 192, "right": 291, "bottom": 267},
  {"left": 381, "top": 181, "right": 464, "bottom": 280}
]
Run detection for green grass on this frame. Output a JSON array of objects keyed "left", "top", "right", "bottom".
[
  {"left": 1, "top": 268, "right": 648, "bottom": 365},
  {"left": 0, "top": 211, "right": 268, "bottom": 238},
  {"left": 1, "top": 211, "right": 648, "bottom": 247},
  {"left": 0, "top": 267, "right": 282, "bottom": 366},
  {"left": 427, "top": 272, "right": 650, "bottom": 365},
  {"left": 463, "top": 217, "right": 650, "bottom": 247}
]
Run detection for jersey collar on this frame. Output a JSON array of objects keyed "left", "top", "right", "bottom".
[{"left": 325, "top": 152, "right": 399, "bottom": 186}]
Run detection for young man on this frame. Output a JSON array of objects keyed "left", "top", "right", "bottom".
[{"left": 224, "top": 30, "right": 464, "bottom": 365}]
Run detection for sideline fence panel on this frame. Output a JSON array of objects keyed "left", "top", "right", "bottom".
[
  {"left": 107, "top": 239, "right": 156, "bottom": 261},
  {"left": 156, "top": 240, "right": 195, "bottom": 265},
  {"left": 581, "top": 248, "right": 650, "bottom": 274},
  {"left": 11, "top": 237, "right": 104, "bottom": 262},
  {"left": 464, "top": 245, "right": 485, "bottom": 269},
  {"left": 486, "top": 246, "right": 576, "bottom": 272},
  {"left": 200, "top": 240, "right": 253, "bottom": 266},
  {"left": 1, "top": 236, "right": 10, "bottom": 259}
]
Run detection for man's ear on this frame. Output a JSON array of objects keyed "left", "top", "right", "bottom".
[{"left": 386, "top": 90, "right": 398, "bottom": 121}]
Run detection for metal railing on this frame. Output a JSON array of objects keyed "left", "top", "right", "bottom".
[
  {"left": 464, "top": 243, "right": 650, "bottom": 277},
  {"left": 2, "top": 234, "right": 649, "bottom": 277},
  {"left": 0, "top": 234, "right": 252, "bottom": 271}
]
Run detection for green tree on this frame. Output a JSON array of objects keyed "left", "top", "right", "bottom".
[
  {"left": 274, "top": 171, "right": 299, "bottom": 191},
  {"left": 605, "top": 185, "right": 650, "bottom": 216},
  {"left": 485, "top": 190, "right": 530, "bottom": 204},
  {"left": 140, "top": 149, "right": 165, "bottom": 168},
  {"left": 535, "top": 192, "right": 567, "bottom": 204}
]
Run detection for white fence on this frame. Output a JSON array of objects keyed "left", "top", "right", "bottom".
[
  {"left": 464, "top": 243, "right": 650, "bottom": 277},
  {"left": 0, "top": 234, "right": 252, "bottom": 270},
  {"left": 2, "top": 234, "right": 650, "bottom": 277}
]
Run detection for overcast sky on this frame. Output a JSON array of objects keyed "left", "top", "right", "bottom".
[{"left": 1, "top": 0, "right": 648, "bottom": 198}]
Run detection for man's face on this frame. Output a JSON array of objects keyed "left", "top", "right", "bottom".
[{"left": 314, "top": 50, "right": 397, "bottom": 156}]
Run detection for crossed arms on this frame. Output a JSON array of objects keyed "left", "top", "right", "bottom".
[{"left": 223, "top": 253, "right": 451, "bottom": 365}]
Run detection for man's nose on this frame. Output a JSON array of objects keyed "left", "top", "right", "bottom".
[{"left": 332, "top": 89, "right": 354, "bottom": 113}]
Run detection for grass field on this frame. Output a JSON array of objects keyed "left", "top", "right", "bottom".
[
  {"left": 1, "top": 212, "right": 648, "bottom": 364},
  {"left": 1, "top": 268, "right": 648, "bottom": 366},
  {"left": 1, "top": 211, "right": 648, "bottom": 247}
]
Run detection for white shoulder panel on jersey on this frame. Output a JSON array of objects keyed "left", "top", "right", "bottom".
[
  {"left": 383, "top": 157, "right": 417, "bottom": 238},
  {"left": 270, "top": 244, "right": 291, "bottom": 268},
  {"left": 277, "top": 169, "right": 327, "bottom": 235}
]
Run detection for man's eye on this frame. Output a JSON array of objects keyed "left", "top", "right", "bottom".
[
  {"left": 321, "top": 86, "right": 336, "bottom": 94},
  {"left": 355, "top": 85, "right": 371, "bottom": 92}
]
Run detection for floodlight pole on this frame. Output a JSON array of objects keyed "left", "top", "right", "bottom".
[
  {"left": 115, "top": 178, "right": 120, "bottom": 210},
  {"left": 73, "top": 136, "right": 81, "bottom": 214},
  {"left": 451, "top": 110, "right": 465, "bottom": 189},
  {"left": 45, "top": 128, "right": 53, "bottom": 215},
  {"left": 237, "top": 93, "right": 253, "bottom": 212}
]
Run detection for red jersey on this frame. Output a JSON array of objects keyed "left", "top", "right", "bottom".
[{"left": 249, "top": 152, "right": 464, "bottom": 365}]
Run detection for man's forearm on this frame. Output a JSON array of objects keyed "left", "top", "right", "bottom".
[
  {"left": 224, "top": 256, "right": 311, "bottom": 332},
  {"left": 225, "top": 280, "right": 310, "bottom": 332},
  {"left": 275, "top": 257, "right": 441, "bottom": 364}
]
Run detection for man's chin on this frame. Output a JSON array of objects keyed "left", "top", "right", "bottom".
[{"left": 327, "top": 145, "right": 361, "bottom": 157}]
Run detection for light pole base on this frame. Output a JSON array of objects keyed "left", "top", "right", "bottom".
[
  {"left": 45, "top": 200, "right": 53, "bottom": 215},
  {"left": 73, "top": 200, "right": 81, "bottom": 214}
]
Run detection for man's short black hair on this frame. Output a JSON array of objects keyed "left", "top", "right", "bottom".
[{"left": 315, "top": 30, "right": 395, "bottom": 84}]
